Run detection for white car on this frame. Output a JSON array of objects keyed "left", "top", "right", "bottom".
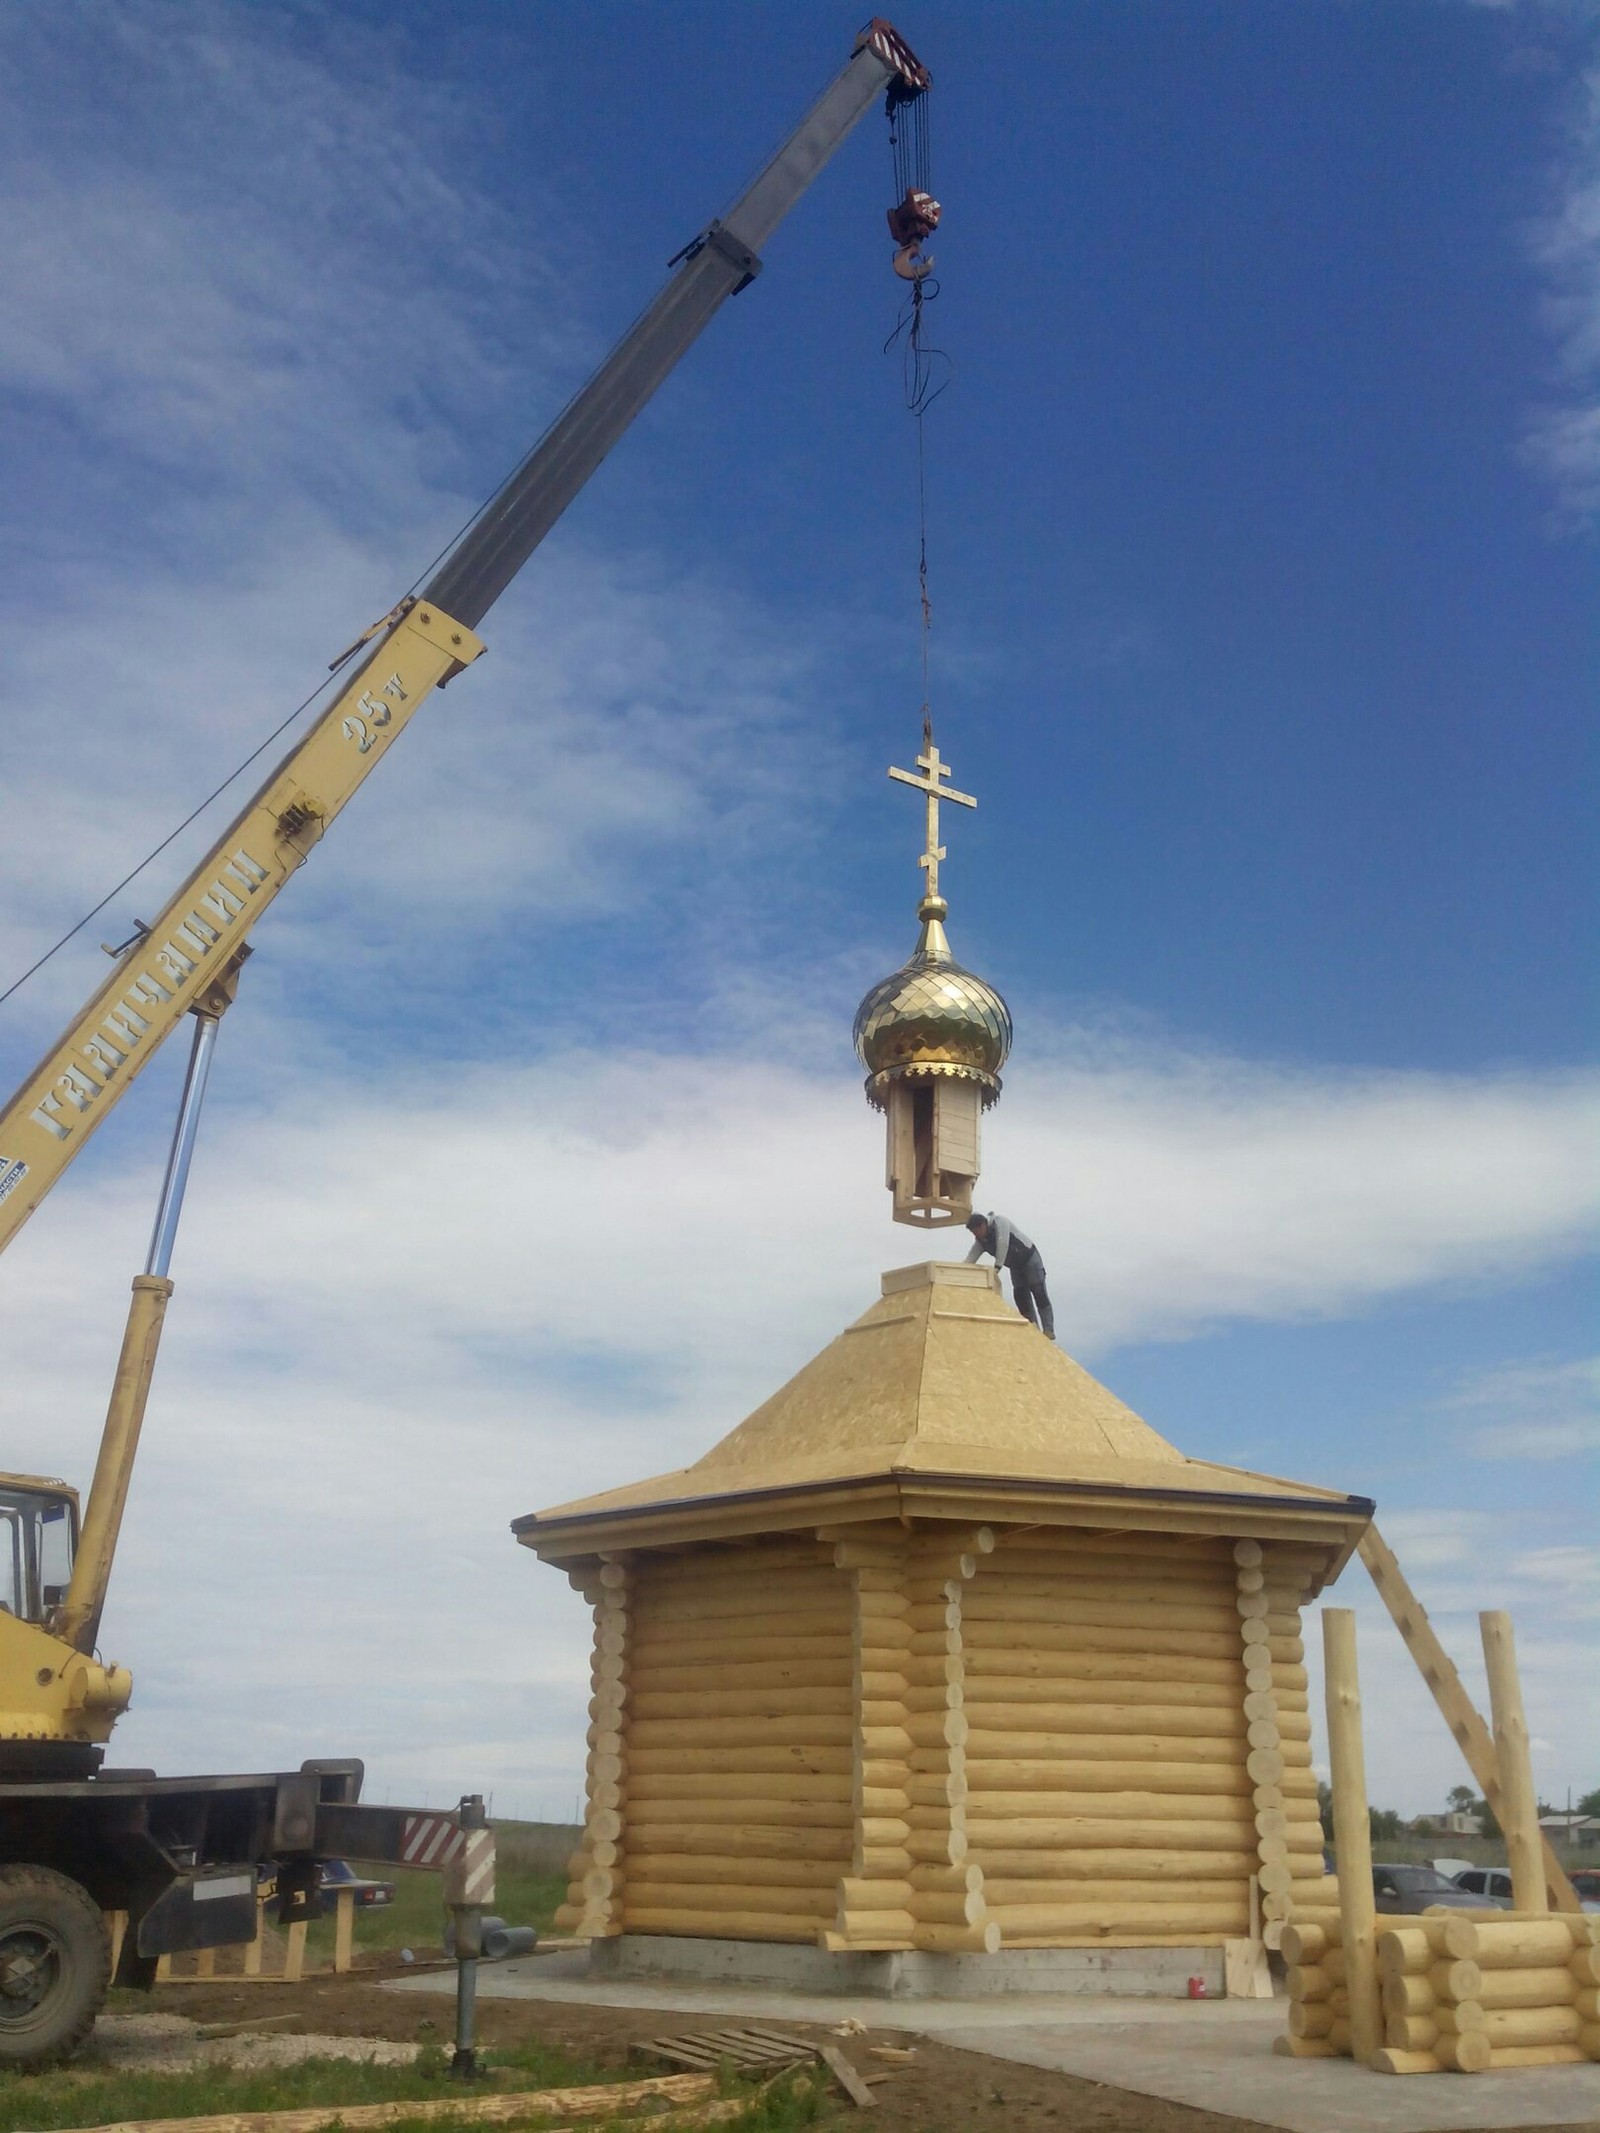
[
  {"left": 1449, "top": 1867, "right": 1513, "bottom": 1908},
  {"left": 1453, "top": 1865, "right": 1600, "bottom": 1913}
]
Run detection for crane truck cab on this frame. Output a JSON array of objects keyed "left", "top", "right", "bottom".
[
  {"left": 0, "top": 1475, "right": 77, "bottom": 1624},
  {"left": 0, "top": 1478, "right": 130, "bottom": 1780}
]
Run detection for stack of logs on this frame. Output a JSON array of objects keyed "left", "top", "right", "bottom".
[
  {"left": 1280, "top": 1911, "right": 1600, "bottom": 2073},
  {"left": 902, "top": 1532, "right": 998, "bottom": 1953},
  {"left": 826, "top": 1525, "right": 999, "bottom": 1952},
  {"left": 555, "top": 1558, "right": 632, "bottom": 1938},
  {"left": 1231, "top": 1539, "right": 1340, "bottom": 1939}
]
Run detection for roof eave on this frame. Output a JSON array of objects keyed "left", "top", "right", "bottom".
[{"left": 515, "top": 1467, "right": 1374, "bottom": 1579}]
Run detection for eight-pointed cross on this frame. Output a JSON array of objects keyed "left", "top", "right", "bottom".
[{"left": 888, "top": 740, "right": 975, "bottom": 902}]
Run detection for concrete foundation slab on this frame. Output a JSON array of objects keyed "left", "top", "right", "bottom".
[
  {"left": 590, "top": 1933, "right": 1224, "bottom": 1999},
  {"left": 389, "top": 1948, "right": 1600, "bottom": 2133}
]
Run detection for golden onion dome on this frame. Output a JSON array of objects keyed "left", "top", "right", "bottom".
[{"left": 853, "top": 895, "right": 1012, "bottom": 1111}]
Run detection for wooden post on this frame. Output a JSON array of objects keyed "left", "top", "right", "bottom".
[
  {"left": 1358, "top": 1525, "right": 1578, "bottom": 1911},
  {"left": 284, "top": 1918, "right": 307, "bottom": 1984},
  {"left": 1480, "top": 1612, "right": 1545, "bottom": 1917},
  {"left": 195, "top": 1944, "right": 215, "bottom": 1979},
  {"left": 1322, "top": 1609, "right": 1380, "bottom": 2064},
  {"left": 244, "top": 1897, "right": 264, "bottom": 1977},
  {"left": 333, "top": 1884, "right": 356, "bottom": 1973},
  {"left": 105, "top": 1910, "right": 128, "bottom": 1980}
]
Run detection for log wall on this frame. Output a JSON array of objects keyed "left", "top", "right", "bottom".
[
  {"left": 966, "top": 1529, "right": 1260, "bottom": 1946},
  {"left": 553, "top": 1521, "right": 1346, "bottom": 1953},
  {"left": 609, "top": 1539, "right": 852, "bottom": 1943}
]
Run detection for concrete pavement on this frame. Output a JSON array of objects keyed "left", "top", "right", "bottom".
[{"left": 388, "top": 1947, "right": 1600, "bottom": 2132}]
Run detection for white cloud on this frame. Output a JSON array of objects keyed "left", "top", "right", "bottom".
[
  {"left": 2, "top": 0, "right": 1594, "bottom": 1837},
  {"left": 1522, "top": 64, "right": 1600, "bottom": 523},
  {"left": 3, "top": 1034, "right": 1596, "bottom": 1815},
  {"left": 1442, "top": 1353, "right": 1600, "bottom": 1458},
  {"left": 0, "top": 2, "right": 572, "bottom": 499}
]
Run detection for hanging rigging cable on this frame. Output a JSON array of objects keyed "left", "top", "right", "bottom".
[{"left": 882, "top": 64, "right": 949, "bottom": 746}]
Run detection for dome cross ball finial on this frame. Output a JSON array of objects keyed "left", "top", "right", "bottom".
[{"left": 853, "top": 724, "right": 1012, "bottom": 1227}]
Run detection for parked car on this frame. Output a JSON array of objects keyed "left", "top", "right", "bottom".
[
  {"left": 1453, "top": 1864, "right": 1600, "bottom": 1914},
  {"left": 1372, "top": 1863, "right": 1484, "bottom": 1914},
  {"left": 256, "top": 1858, "right": 396, "bottom": 1909},
  {"left": 320, "top": 1858, "right": 396, "bottom": 1909},
  {"left": 1448, "top": 1867, "right": 1515, "bottom": 1908}
]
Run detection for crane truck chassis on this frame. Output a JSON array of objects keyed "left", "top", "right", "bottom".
[
  {"left": 0, "top": 1760, "right": 494, "bottom": 2066},
  {"left": 0, "top": 20, "right": 930, "bottom": 2063}
]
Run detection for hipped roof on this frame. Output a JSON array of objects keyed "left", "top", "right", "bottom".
[{"left": 517, "top": 1262, "right": 1372, "bottom": 1564}]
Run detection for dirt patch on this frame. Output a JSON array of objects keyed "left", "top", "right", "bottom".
[
  {"left": 137, "top": 1970, "right": 1277, "bottom": 2132},
  {"left": 86, "top": 2011, "right": 416, "bottom": 2075}
]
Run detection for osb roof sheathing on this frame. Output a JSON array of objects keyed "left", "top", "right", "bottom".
[{"left": 516, "top": 1261, "right": 1373, "bottom": 1560}]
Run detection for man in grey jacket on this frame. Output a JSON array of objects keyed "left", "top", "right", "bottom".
[{"left": 964, "top": 1213, "right": 1054, "bottom": 1339}]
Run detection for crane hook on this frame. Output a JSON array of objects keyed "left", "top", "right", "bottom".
[
  {"left": 887, "top": 187, "right": 940, "bottom": 283},
  {"left": 893, "top": 241, "right": 935, "bottom": 281}
]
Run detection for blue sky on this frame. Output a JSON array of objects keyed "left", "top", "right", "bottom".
[{"left": 0, "top": 0, "right": 1595, "bottom": 1822}]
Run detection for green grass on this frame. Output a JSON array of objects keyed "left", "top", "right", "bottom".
[
  {"left": 300, "top": 1820, "right": 577, "bottom": 1967},
  {"left": 0, "top": 2037, "right": 592, "bottom": 2132},
  {"left": 0, "top": 2047, "right": 827, "bottom": 2133}
]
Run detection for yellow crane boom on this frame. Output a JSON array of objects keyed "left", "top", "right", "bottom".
[
  {"left": 0, "top": 603, "right": 480, "bottom": 1251},
  {"left": 0, "top": 18, "right": 930, "bottom": 1257}
]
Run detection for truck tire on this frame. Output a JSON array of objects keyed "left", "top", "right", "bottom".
[{"left": 0, "top": 1865, "right": 110, "bottom": 2067}]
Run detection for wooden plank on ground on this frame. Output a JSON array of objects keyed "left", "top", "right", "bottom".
[
  {"left": 83, "top": 2070, "right": 716, "bottom": 2133},
  {"left": 818, "top": 2042, "right": 877, "bottom": 2109},
  {"left": 634, "top": 2026, "right": 809, "bottom": 2072}
]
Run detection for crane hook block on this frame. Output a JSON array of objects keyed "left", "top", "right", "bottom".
[
  {"left": 887, "top": 188, "right": 940, "bottom": 247},
  {"left": 888, "top": 187, "right": 939, "bottom": 279}
]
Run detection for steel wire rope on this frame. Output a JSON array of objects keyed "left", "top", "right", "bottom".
[
  {"left": 883, "top": 82, "right": 948, "bottom": 746},
  {"left": 0, "top": 460, "right": 531, "bottom": 1012}
]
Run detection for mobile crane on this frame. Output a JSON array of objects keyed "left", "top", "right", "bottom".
[{"left": 0, "top": 21, "right": 931, "bottom": 2062}]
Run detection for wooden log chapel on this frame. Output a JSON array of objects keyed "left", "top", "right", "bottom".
[{"left": 516, "top": 1257, "right": 1370, "bottom": 1968}]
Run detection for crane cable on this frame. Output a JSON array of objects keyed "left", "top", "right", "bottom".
[{"left": 882, "top": 80, "right": 949, "bottom": 752}]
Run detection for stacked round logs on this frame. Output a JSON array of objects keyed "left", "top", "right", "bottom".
[
  {"left": 826, "top": 1529, "right": 917, "bottom": 1950},
  {"left": 1288, "top": 1912, "right": 1600, "bottom": 2074},
  {"left": 1274, "top": 1918, "right": 1350, "bottom": 2058},
  {"left": 964, "top": 1531, "right": 1267, "bottom": 1945},
  {"left": 554, "top": 1557, "right": 631, "bottom": 1937},
  {"left": 1238, "top": 1541, "right": 1340, "bottom": 1937},
  {"left": 614, "top": 1539, "right": 853, "bottom": 1942},
  {"left": 904, "top": 1530, "right": 1000, "bottom": 1953},
  {"left": 1374, "top": 1914, "right": 1600, "bottom": 2074}
]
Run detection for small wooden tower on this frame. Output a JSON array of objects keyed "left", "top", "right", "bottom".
[
  {"left": 517, "top": 1262, "right": 1370, "bottom": 1978},
  {"left": 852, "top": 731, "right": 1010, "bottom": 1226}
]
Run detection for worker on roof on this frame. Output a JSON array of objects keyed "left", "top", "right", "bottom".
[{"left": 964, "top": 1213, "right": 1055, "bottom": 1340}]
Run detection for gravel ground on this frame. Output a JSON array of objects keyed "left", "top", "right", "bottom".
[{"left": 86, "top": 2011, "right": 417, "bottom": 2073}]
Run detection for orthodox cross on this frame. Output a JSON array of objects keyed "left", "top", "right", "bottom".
[{"left": 888, "top": 731, "right": 975, "bottom": 902}]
